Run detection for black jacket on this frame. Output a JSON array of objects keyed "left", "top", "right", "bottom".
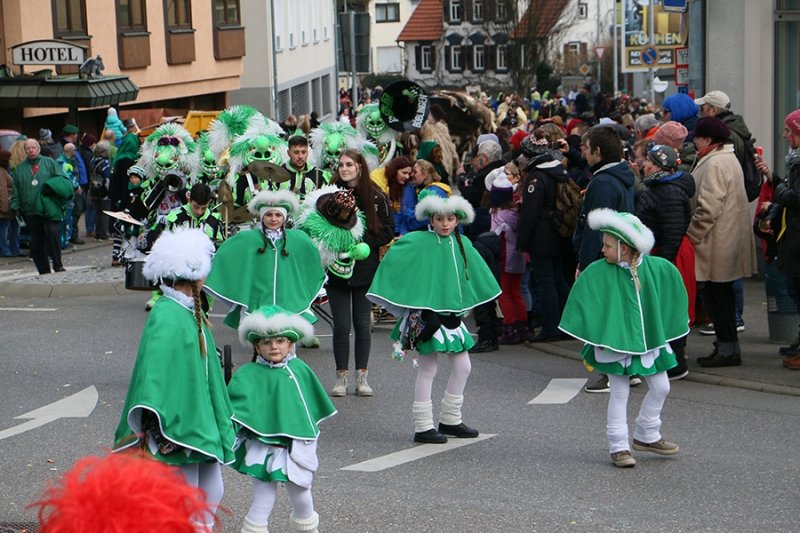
[
  {"left": 516, "top": 154, "right": 574, "bottom": 257},
  {"left": 326, "top": 188, "right": 395, "bottom": 288},
  {"left": 773, "top": 158, "right": 800, "bottom": 277},
  {"left": 461, "top": 159, "right": 506, "bottom": 209},
  {"left": 634, "top": 170, "right": 696, "bottom": 262},
  {"left": 471, "top": 231, "right": 502, "bottom": 284}
]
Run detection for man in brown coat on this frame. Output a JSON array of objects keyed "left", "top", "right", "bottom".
[{"left": 687, "top": 117, "right": 758, "bottom": 367}]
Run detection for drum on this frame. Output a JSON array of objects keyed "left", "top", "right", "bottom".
[{"left": 125, "top": 258, "right": 156, "bottom": 291}]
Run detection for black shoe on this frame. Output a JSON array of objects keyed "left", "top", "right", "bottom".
[
  {"left": 697, "top": 353, "right": 741, "bottom": 368},
  {"left": 438, "top": 422, "right": 479, "bottom": 438},
  {"left": 779, "top": 337, "right": 800, "bottom": 355},
  {"left": 414, "top": 429, "right": 448, "bottom": 444},
  {"left": 667, "top": 365, "right": 689, "bottom": 381},
  {"left": 54, "top": 267, "right": 67, "bottom": 272},
  {"left": 471, "top": 339, "right": 495, "bottom": 353},
  {"left": 584, "top": 373, "right": 610, "bottom": 393},
  {"left": 491, "top": 339, "right": 499, "bottom": 351},
  {"left": 69, "top": 238, "right": 85, "bottom": 245}
]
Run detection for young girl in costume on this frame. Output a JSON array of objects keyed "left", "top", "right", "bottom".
[
  {"left": 558, "top": 209, "right": 689, "bottom": 468},
  {"left": 326, "top": 149, "right": 395, "bottom": 397},
  {"left": 229, "top": 305, "right": 336, "bottom": 533},
  {"left": 113, "top": 227, "right": 236, "bottom": 531},
  {"left": 203, "top": 189, "right": 325, "bottom": 329},
  {"left": 367, "top": 192, "right": 501, "bottom": 443}
]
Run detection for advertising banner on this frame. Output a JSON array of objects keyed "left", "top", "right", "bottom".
[{"left": 622, "top": 0, "right": 688, "bottom": 72}]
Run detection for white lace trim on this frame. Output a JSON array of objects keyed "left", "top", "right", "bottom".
[{"left": 160, "top": 284, "right": 194, "bottom": 309}]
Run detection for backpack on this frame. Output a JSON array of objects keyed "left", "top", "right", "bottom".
[
  {"left": 741, "top": 137, "right": 763, "bottom": 203},
  {"left": 89, "top": 158, "right": 110, "bottom": 200},
  {"left": 548, "top": 178, "right": 584, "bottom": 238}
]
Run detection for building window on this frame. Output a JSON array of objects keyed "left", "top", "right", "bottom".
[
  {"left": 278, "top": 89, "right": 291, "bottom": 121},
  {"left": 322, "top": 74, "right": 332, "bottom": 115},
  {"left": 274, "top": 0, "right": 284, "bottom": 50},
  {"left": 165, "top": 0, "right": 191, "bottom": 28},
  {"left": 472, "top": 0, "right": 483, "bottom": 21},
  {"left": 421, "top": 45, "right": 432, "bottom": 71},
  {"left": 497, "top": 0, "right": 507, "bottom": 20},
  {"left": 288, "top": 0, "right": 296, "bottom": 48},
  {"left": 117, "top": 0, "right": 146, "bottom": 31},
  {"left": 578, "top": 2, "right": 588, "bottom": 19},
  {"left": 312, "top": 77, "right": 322, "bottom": 113},
  {"left": 449, "top": 0, "right": 460, "bottom": 22},
  {"left": 292, "top": 83, "right": 310, "bottom": 116},
  {"left": 300, "top": 0, "right": 309, "bottom": 44},
  {"left": 376, "top": 3, "right": 400, "bottom": 22},
  {"left": 496, "top": 44, "right": 507, "bottom": 70},
  {"left": 53, "top": 0, "right": 88, "bottom": 37},
  {"left": 214, "top": 0, "right": 240, "bottom": 26},
  {"left": 451, "top": 46, "right": 462, "bottom": 70},
  {"left": 473, "top": 44, "right": 484, "bottom": 70},
  {"left": 568, "top": 41, "right": 582, "bottom": 54},
  {"left": 312, "top": 0, "right": 320, "bottom": 43}
]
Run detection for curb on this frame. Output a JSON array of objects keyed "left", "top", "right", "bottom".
[
  {"left": 0, "top": 281, "right": 136, "bottom": 298},
  {"left": 528, "top": 340, "right": 800, "bottom": 398}
]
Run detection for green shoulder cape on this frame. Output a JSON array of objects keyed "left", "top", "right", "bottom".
[
  {"left": 203, "top": 228, "right": 325, "bottom": 328},
  {"left": 227, "top": 358, "right": 337, "bottom": 440},
  {"left": 113, "top": 297, "right": 236, "bottom": 465},
  {"left": 559, "top": 255, "right": 690, "bottom": 355},
  {"left": 367, "top": 230, "right": 501, "bottom": 315}
]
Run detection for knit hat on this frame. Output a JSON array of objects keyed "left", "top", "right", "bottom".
[
  {"left": 785, "top": 109, "right": 800, "bottom": 137},
  {"left": 39, "top": 128, "right": 53, "bottom": 141},
  {"left": 647, "top": 144, "right": 680, "bottom": 171},
  {"left": 415, "top": 190, "right": 475, "bottom": 224},
  {"left": 489, "top": 173, "right": 514, "bottom": 207},
  {"left": 63, "top": 125, "right": 79, "bottom": 135},
  {"left": 82, "top": 133, "right": 97, "bottom": 146},
  {"left": 662, "top": 93, "right": 699, "bottom": 123},
  {"left": 108, "top": 107, "right": 118, "bottom": 117},
  {"left": 653, "top": 121, "right": 688, "bottom": 150},
  {"left": 510, "top": 129, "right": 528, "bottom": 150},
  {"left": 248, "top": 189, "right": 299, "bottom": 220},
  {"left": 694, "top": 90, "right": 730, "bottom": 110},
  {"left": 588, "top": 208, "right": 655, "bottom": 255},
  {"left": 238, "top": 305, "right": 314, "bottom": 346},
  {"left": 521, "top": 128, "right": 549, "bottom": 158},
  {"left": 127, "top": 165, "right": 146, "bottom": 178},
  {"left": 143, "top": 227, "right": 215, "bottom": 282},
  {"left": 690, "top": 116, "right": 730, "bottom": 141}
]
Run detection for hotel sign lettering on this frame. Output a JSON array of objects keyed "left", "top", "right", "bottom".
[{"left": 11, "top": 40, "right": 86, "bottom": 66}]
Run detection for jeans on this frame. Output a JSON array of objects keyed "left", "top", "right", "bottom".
[
  {"left": 84, "top": 192, "right": 96, "bottom": 233},
  {"left": 0, "top": 218, "right": 21, "bottom": 256},
  {"left": 25, "top": 214, "right": 62, "bottom": 274},
  {"left": 530, "top": 255, "right": 571, "bottom": 336},
  {"left": 327, "top": 284, "right": 372, "bottom": 371}
]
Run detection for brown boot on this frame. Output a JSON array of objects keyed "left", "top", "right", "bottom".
[
  {"left": 783, "top": 352, "right": 800, "bottom": 368},
  {"left": 515, "top": 320, "right": 531, "bottom": 343}
]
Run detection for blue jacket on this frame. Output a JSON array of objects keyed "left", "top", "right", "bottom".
[
  {"left": 397, "top": 183, "right": 449, "bottom": 234},
  {"left": 573, "top": 160, "right": 636, "bottom": 270}
]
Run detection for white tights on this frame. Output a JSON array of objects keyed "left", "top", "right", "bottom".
[
  {"left": 178, "top": 462, "right": 224, "bottom": 528},
  {"left": 607, "top": 372, "right": 670, "bottom": 453},
  {"left": 414, "top": 351, "right": 472, "bottom": 402},
  {"left": 245, "top": 478, "right": 315, "bottom": 525}
]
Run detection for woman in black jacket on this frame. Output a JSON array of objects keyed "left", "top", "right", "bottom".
[{"left": 328, "top": 149, "right": 395, "bottom": 397}]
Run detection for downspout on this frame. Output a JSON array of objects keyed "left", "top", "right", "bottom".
[{"left": 270, "top": 0, "right": 280, "bottom": 119}]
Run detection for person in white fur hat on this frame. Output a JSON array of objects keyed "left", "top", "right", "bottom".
[
  {"left": 559, "top": 209, "right": 689, "bottom": 468},
  {"left": 113, "top": 227, "right": 236, "bottom": 531}
]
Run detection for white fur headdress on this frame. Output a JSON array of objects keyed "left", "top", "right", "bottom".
[
  {"left": 238, "top": 305, "right": 314, "bottom": 346},
  {"left": 143, "top": 227, "right": 215, "bottom": 282},
  {"left": 588, "top": 208, "right": 655, "bottom": 255},
  {"left": 415, "top": 192, "right": 475, "bottom": 224},
  {"left": 247, "top": 189, "right": 300, "bottom": 219}
]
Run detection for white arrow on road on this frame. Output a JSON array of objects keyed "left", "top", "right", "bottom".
[{"left": 0, "top": 386, "right": 98, "bottom": 441}]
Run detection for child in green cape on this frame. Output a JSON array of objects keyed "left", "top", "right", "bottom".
[
  {"left": 229, "top": 305, "right": 336, "bottom": 533},
  {"left": 559, "top": 209, "right": 690, "bottom": 468}
]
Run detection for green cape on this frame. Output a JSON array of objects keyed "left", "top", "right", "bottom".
[
  {"left": 228, "top": 358, "right": 336, "bottom": 440},
  {"left": 203, "top": 228, "right": 325, "bottom": 328},
  {"left": 112, "top": 132, "right": 140, "bottom": 164},
  {"left": 113, "top": 297, "right": 236, "bottom": 465},
  {"left": 559, "top": 255, "right": 690, "bottom": 356},
  {"left": 367, "top": 230, "right": 501, "bottom": 315}
]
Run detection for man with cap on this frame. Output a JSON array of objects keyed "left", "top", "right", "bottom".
[
  {"left": 694, "top": 90, "right": 753, "bottom": 168},
  {"left": 687, "top": 116, "right": 757, "bottom": 367},
  {"left": 755, "top": 109, "right": 800, "bottom": 367}
]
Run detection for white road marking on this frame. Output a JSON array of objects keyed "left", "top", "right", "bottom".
[
  {"left": 0, "top": 386, "right": 98, "bottom": 441},
  {"left": 341, "top": 434, "right": 497, "bottom": 472},
  {"left": 0, "top": 307, "right": 58, "bottom": 312},
  {"left": 529, "top": 378, "right": 587, "bottom": 404}
]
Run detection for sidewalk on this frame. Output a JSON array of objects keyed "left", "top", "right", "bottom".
[{"left": 3, "top": 246, "right": 800, "bottom": 396}]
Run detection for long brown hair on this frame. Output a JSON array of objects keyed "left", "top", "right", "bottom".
[
  {"left": 332, "top": 149, "right": 383, "bottom": 237},
  {"left": 384, "top": 156, "right": 411, "bottom": 204},
  {"left": 413, "top": 159, "right": 441, "bottom": 190}
]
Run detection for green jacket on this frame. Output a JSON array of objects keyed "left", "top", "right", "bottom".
[
  {"left": 10, "top": 156, "right": 66, "bottom": 214},
  {"left": 35, "top": 175, "right": 74, "bottom": 221}
]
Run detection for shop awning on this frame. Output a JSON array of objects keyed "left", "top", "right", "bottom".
[{"left": 0, "top": 71, "right": 139, "bottom": 108}]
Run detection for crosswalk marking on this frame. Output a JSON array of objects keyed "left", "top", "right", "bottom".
[
  {"left": 341, "top": 434, "right": 497, "bottom": 472},
  {"left": 529, "top": 378, "right": 587, "bottom": 404}
]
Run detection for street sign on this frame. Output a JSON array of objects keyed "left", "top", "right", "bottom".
[
  {"left": 675, "top": 66, "right": 689, "bottom": 86},
  {"left": 579, "top": 64, "right": 591, "bottom": 75},
  {"left": 642, "top": 46, "right": 659, "bottom": 66},
  {"left": 675, "top": 46, "right": 689, "bottom": 67},
  {"left": 678, "top": 86, "right": 689, "bottom": 94},
  {"left": 663, "top": 0, "right": 688, "bottom": 12},
  {"left": 594, "top": 46, "right": 606, "bottom": 60}
]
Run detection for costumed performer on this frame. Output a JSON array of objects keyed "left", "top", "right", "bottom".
[
  {"left": 203, "top": 189, "right": 325, "bottom": 329},
  {"left": 229, "top": 305, "right": 336, "bottom": 533},
  {"left": 367, "top": 192, "right": 501, "bottom": 444},
  {"left": 112, "top": 227, "right": 236, "bottom": 531},
  {"left": 558, "top": 208, "right": 689, "bottom": 468}
]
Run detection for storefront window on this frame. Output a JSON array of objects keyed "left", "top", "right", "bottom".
[{"left": 775, "top": 13, "right": 800, "bottom": 167}]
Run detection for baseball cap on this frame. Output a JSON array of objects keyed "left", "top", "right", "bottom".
[{"left": 694, "top": 90, "right": 730, "bottom": 110}]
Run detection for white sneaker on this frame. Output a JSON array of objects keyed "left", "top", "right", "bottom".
[
  {"left": 331, "top": 371, "right": 348, "bottom": 397},
  {"left": 356, "top": 369, "right": 373, "bottom": 396},
  {"left": 630, "top": 376, "right": 642, "bottom": 386}
]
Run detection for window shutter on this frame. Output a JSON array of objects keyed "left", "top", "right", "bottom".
[
  {"left": 465, "top": 45, "right": 473, "bottom": 71},
  {"left": 580, "top": 42, "right": 587, "bottom": 59},
  {"left": 564, "top": 43, "right": 569, "bottom": 57},
  {"left": 461, "top": 0, "right": 469, "bottom": 22},
  {"left": 486, "top": 44, "right": 495, "bottom": 71},
  {"left": 443, "top": 1, "right": 449, "bottom": 20},
  {"left": 415, "top": 45, "right": 422, "bottom": 72},
  {"left": 430, "top": 45, "right": 437, "bottom": 70},
  {"left": 445, "top": 45, "right": 451, "bottom": 71}
]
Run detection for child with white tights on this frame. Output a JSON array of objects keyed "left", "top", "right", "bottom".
[{"left": 559, "top": 209, "right": 689, "bottom": 468}]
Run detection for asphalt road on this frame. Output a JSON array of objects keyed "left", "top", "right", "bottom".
[{"left": 1, "top": 293, "right": 799, "bottom": 533}]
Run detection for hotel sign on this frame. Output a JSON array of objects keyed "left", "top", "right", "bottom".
[{"left": 11, "top": 40, "right": 86, "bottom": 66}]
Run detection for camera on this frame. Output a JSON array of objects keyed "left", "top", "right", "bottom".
[{"left": 550, "top": 141, "right": 562, "bottom": 151}]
